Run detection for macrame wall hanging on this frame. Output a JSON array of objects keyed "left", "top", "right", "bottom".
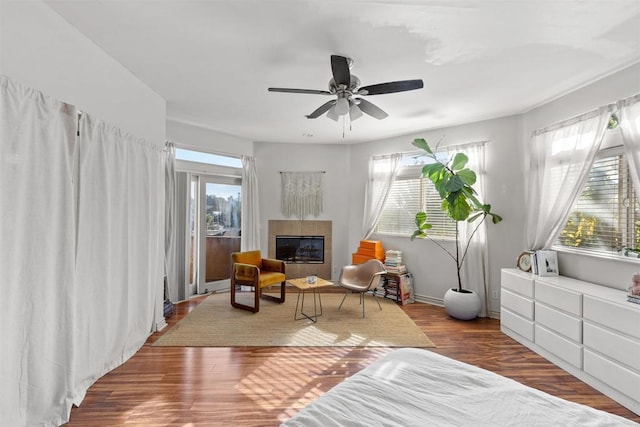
[{"left": 280, "top": 171, "right": 324, "bottom": 219}]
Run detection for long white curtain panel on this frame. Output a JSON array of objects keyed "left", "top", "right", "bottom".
[
  {"left": 73, "top": 113, "right": 163, "bottom": 407},
  {"left": 525, "top": 107, "right": 612, "bottom": 250},
  {"left": 0, "top": 76, "right": 78, "bottom": 426},
  {"left": 0, "top": 75, "right": 164, "bottom": 426}
]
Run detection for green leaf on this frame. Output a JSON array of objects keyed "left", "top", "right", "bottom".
[
  {"left": 491, "top": 213, "right": 503, "bottom": 224},
  {"left": 449, "top": 195, "right": 471, "bottom": 221},
  {"left": 413, "top": 212, "right": 432, "bottom": 239},
  {"left": 468, "top": 212, "right": 485, "bottom": 223},
  {"left": 444, "top": 175, "right": 465, "bottom": 192},
  {"left": 411, "top": 230, "right": 425, "bottom": 240},
  {"left": 412, "top": 138, "right": 433, "bottom": 155},
  {"left": 451, "top": 153, "right": 468, "bottom": 171},
  {"left": 464, "top": 190, "right": 483, "bottom": 209},
  {"left": 456, "top": 168, "right": 476, "bottom": 186},
  {"left": 422, "top": 163, "right": 444, "bottom": 181}
]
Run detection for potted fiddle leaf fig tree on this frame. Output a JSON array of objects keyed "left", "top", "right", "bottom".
[{"left": 410, "top": 137, "right": 502, "bottom": 320}]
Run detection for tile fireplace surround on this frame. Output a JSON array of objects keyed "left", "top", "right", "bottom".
[{"left": 268, "top": 220, "right": 332, "bottom": 280}]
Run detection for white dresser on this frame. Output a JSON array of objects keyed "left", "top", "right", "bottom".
[{"left": 501, "top": 268, "right": 640, "bottom": 415}]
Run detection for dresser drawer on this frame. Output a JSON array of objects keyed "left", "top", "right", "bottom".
[
  {"left": 502, "top": 289, "right": 534, "bottom": 320},
  {"left": 501, "top": 269, "right": 534, "bottom": 298},
  {"left": 584, "top": 321, "right": 640, "bottom": 369},
  {"left": 583, "top": 295, "right": 640, "bottom": 340},
  {"left": 535, "top": 324, "right": 582, "bottom": 368},
  {"left": 535, "top": 302, "right": 581, "bottom": 342},
  {"left": 535, "top": 281, "right": 582, "bottom": 316},
  {"left": 584, "top": 349, "right": 640, "bottom": 402},
  {"left": 501, "top": 308, "right": 534, "bottom": 341}
]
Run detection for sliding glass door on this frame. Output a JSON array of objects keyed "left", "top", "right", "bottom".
[
  {"left": 188, "top": 175, "right": 242, "bottom": 295},
  {"left": 177, "top": 148, "right": 243, "bottom": 297}
]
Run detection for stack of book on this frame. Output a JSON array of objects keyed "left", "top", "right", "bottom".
[
  {"left": 384, "top": 250, "right": 407, "bottom": 274},
  {"left": 352, "top": 240, "right": 385, "bottom": 264},
  {"left": 381, "top": 272, "right": 415, "bottom": 305}
]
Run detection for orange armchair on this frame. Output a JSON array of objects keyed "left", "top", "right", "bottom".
[{"left": 230, "top": 250, "right": 286, "bottom": 313}]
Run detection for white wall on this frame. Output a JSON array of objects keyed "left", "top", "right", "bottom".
[
  {"left": 167, "top": 119, "right": 254, "bottom": 156},
  {"left": 522, "top": 62, "right": 640, "bottom": 290},
  {"left": 344, "top": 62, "right": 640, "bottom": 315},
  {"left": 0, "top": 1, "right": 165, "bottom": 145},
  {"left": 254, "top": 142, "right": 351, "bottom": 280},
  {"left": 348, "top": 116, "right": 523, "bottom": 316}
]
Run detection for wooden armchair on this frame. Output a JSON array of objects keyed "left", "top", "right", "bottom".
[{"left": 230, "top": 250, "right": 286, "bottom": 313}]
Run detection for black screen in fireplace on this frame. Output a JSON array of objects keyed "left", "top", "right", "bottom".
[{"left": 275, "top": 235, "right": 324, "bottom": 264}]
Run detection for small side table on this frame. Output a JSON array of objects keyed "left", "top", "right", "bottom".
[{"left": 288, "top": 277, "right": 334, "bottom": 323}]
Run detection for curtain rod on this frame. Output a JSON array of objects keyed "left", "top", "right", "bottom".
[
  {"left": 532, "top": 105, "right": 615, "bottom": 137},
  {"left": 372, "top": 140, "right": 488, "bottom": 160}
]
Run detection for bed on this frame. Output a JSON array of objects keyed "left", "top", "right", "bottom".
[{"left": 282, "top": 348, "right": 637, "bottom": 426}]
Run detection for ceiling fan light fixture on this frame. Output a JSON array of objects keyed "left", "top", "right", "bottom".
[
  {"left": 349, "top": 103, "right": 363, "bottom": 121},
  {"left": 326, "top": 105, "right": 340, "bottom": 121},
  {"left": 268, "top": 54, "right": 424, "bottom": 123},
  {"left": 334, "top": 97, "right": 349, "bottom": 116}
]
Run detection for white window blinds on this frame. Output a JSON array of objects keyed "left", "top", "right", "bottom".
[
  {"left": 557, "top": 146, "right": 640, "bottom": 256},
  {"left": 375, "top": 164, "right": 457, "bottom": 238}
]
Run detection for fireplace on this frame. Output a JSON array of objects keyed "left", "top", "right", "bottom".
[
  {"left": 276, "top": 235, "right": 324, "bottom": 264},
  {"left": 269, "top": 220, "right": 331, "bottom": 279}
]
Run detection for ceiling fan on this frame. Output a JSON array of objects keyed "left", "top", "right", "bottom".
[{"left": 268, "top": 55, "right": 424, "bottom": 121}]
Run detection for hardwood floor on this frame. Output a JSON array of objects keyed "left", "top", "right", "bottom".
[{"left": 66, "top": 293, "right": 640, "bottom": 426}]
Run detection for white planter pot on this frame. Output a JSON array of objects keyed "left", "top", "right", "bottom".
[{"left": 443, "top": 288, "right": 481, "bottom": 320}]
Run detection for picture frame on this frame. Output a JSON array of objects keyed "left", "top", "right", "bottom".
[{"left": 536, "top": 250, "right": 559, "bottom": 276}]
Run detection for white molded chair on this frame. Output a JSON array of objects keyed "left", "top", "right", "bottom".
[{"left": 337, "top": 259, "right": 386, "bottom": 318}]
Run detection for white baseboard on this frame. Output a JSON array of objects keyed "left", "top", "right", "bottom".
[
  {"left": 155, "top": 318, "right": 168, "bottom": 332},
  {"left": 414, "top": 293, "right": 444, "bottom": 307}
]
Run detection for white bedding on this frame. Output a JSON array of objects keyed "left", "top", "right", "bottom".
[{"left": 282, "top": 348, "right": 637, "bottom": 427}]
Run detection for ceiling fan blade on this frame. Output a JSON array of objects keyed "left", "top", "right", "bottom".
[
  {"left": 268, "top": 88, "right": 332, "bottom": 95},
  {"left": 359, "top": 79, "right": 424, "bottom": 95},
  {"left": 306, "top": 100, "right": 336, "bottom": 119},
  {"left": 330, "top": 55, "right": 351, "bottom": 87},
  {"left": 357, "top": 98, "right": 388, "bottom": 120}
]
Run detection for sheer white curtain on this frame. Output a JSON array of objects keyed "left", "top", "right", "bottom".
[
  {"left": 173, "top": 171, "right": 191, "bottom": 301},
  {"left": 0, "top": 76, "right": 78, "bottom": 426},
  {"left": 362, "top": 153, "right": 402, "bottom": 239},
  {"left": 617, "top": 94, "right": 640, "bottom": 195},
  {"left": 73, "top": 113, "right": 163, "bottom": 408},
  {"left": 164, "top": 142, "right": 178, "bottom": 301},
  {"left": 459, "top": 142, "right": 490, "bottom": 317},
  {"left": 241, "top": 155, "right": 260, "bottom": 251},
  {"left": 525, "top": 106, "right": 612, "bottom": 249}
]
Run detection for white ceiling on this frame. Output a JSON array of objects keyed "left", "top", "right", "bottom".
[{"left": 45, "top": 0, "right": 640, "bottom": 144}]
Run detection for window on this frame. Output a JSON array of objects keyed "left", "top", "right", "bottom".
[
  {"left": 375, "top": 153, "right": 456, "bottom": 238},
  {"left": 175, "top": 148, "right": 242, "bottom": 168},
  {"left": 556, "top": 130, "right": 640, "bottom": 258}
]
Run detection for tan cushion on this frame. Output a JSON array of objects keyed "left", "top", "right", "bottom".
[
  {"left": 232, "top": 250, "right": 262, "bottom": 267},
  {"left": 259, "top": 271, "right": 286, "bottom": 288},
  {"left": 234, "top": 263, "right": 258, "bottom": 281}
]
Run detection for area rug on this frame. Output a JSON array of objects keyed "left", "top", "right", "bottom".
[{"left": 153, "top": 292, "right": 435, "bottom": 347}]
